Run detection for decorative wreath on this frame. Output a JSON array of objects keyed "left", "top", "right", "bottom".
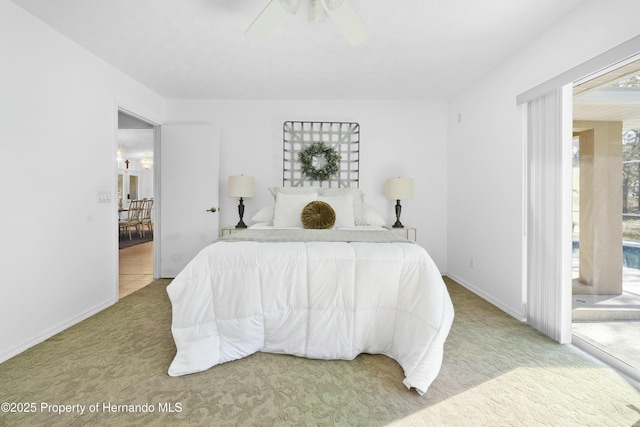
[{"left": 298, "top": 142, "right": 341, "bottom": 182}]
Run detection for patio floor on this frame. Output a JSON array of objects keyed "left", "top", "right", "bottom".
[{"left": 572, "top": 265, "right": 640, "bottom": 375}]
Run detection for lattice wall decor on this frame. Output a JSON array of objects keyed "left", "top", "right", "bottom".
[{"left": 283, "top": 121, "right": 360, "bottom": 188}]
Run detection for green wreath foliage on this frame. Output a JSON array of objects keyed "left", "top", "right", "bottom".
[{"left": 298, "top": 142, "right": 341, "bottom": 181}]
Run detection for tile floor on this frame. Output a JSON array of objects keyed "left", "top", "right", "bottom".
[{"left": 119, "top": 241, "right": 154, "bottom": 298}]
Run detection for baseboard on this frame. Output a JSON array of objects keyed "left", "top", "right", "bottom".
[
  {"left": 0, "top": 297, "right": 116, "bottom": 364},
  {"left": 445, "top": 273, "right": 526, "bottom": 321}
]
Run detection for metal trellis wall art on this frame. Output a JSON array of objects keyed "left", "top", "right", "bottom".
[{"left": 283, "top": 121, "right": 360, "bottom": 188}]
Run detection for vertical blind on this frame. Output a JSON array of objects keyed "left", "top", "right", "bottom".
[{"left": 526, "top": 86, "right": 573, "bottom": 343}]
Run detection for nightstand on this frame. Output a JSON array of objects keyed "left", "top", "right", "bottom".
[
  {"left": 384, "top": 225, "right": 417, "bottom": 242},
  {"left": 221, "top": 226, "right": 247, "bottom": 236}
]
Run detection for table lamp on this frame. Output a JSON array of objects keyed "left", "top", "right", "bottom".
[
  {"left": 384, "top": 177, "right": 413, "bottom": 228},
  {"left": 228, "top": 175, "right": 256, "bottom": 228}
]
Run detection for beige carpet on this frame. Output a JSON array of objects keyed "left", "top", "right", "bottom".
[{"left": 1, "top": 278, "right": 639, "bottom": 426}]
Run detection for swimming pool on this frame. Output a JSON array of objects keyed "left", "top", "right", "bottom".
[{"left": 573, "top": 241, "right": 640, "bottom": 269}]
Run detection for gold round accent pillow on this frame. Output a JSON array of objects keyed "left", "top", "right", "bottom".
[{"left": 301, "top": 201, "right": 336, "bottom": 229}]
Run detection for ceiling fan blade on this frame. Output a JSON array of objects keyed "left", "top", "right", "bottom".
[
  {"left": 245, "top": 0, "right": 301, "bottom": 38},
  {"left": 320, "top": 0, "right": 369, "bottom": 46}
]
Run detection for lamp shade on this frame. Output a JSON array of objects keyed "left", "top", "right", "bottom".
[
  {"left": 385, "top": 178, "right": 413, "bottom": 200},
  {"left": 227, "top": 175, "right": 256, "bottom": 198}
]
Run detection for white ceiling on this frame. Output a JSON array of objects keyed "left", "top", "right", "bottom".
[
  {"left": 16, "top": 0, "right": 640, "bottom": 154},
  {"left": 10, "top": 0, "right": 585, "bottom": 100}
]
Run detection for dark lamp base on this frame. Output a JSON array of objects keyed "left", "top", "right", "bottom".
[
  {"left": 392, "top": 199, "right": 404, "bottom": 229},
  {"left": 235, "top": 197, "right": 247, "bottom": 229}
]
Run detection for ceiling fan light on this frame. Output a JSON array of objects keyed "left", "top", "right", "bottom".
[
  {"left": 321, "top": 0, "right": 344, "bottom": 12},
  {"left": 308, "top": 0, "right": 325, "bottom": 22},
  {"left": 279, "top": 0, "right": 302, "bottom": 14},
  {"left": 247, "top": 0, "right": 367, "bottom": 46}
]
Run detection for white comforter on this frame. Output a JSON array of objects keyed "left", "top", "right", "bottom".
[{"left": 167, "top": 240, "right": 454, "bottom": 395}]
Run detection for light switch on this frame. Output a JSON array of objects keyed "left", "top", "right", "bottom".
[{"left": 98, "top": 190, "right": 112, "bottom": 203}]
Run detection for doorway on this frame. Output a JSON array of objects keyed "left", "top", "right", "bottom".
[
  {"left": 117, "top": 110, "right": 156, "bottom": 298},
  {"left": 571, "top": 58, "right": 640, "bottom": 378}
]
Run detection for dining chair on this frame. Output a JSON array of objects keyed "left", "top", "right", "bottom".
[
  {"left": 119, "top": 199, "right": 143, "bottom": 240},
  {"left": 139, "top": 198, "right": 154, "bottom": 237}
]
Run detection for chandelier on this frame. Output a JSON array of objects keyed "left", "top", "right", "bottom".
[{"left": 140, "top": 154, "right": 153, "bottom": 170}]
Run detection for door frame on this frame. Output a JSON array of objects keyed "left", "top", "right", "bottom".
[
  {"left": 114, "top": 103, "right": 163, "bottom": 289},
  {"left": 519, "top": 38, "right": 640, "bottom": 328},
  {"left": 518, "top": 38, "right": 640, "bottom": 380}
]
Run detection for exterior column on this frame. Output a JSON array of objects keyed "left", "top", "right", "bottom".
[{"left": 573, "top": 120, "right": 623, "bottom": 295}]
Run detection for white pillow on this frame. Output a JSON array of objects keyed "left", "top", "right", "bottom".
[
  {"left": 272, "top": 192, "right": 318, "bottom": 227},
  {"left": 319, "top": 187, "right": 365, "bottom": 225},
  {"left": 362, "top": 203, "right": 385, "bottom": 226},
  {"left": 251, "top": 206, "right": 274, "bottom": 223},
  {"left": 269, "top": 186, "right": 322, "bottom": 200},
  {"left": 318, "top": 194, "right": 355, "bottom": 228}
]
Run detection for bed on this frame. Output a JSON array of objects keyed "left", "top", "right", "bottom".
[{"left": 166, "top": 187, "right": 454, "bottom": 395}]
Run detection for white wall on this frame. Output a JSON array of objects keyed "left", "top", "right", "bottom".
[
  {"left": 447, "top": 0, "right": 640, "bottom": 319},
  {"left": 0, "top": 0, "right": 166, "bottom": 362},
  {"left": 166, "top": 100, "right": 449, "bottom": 270}
]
